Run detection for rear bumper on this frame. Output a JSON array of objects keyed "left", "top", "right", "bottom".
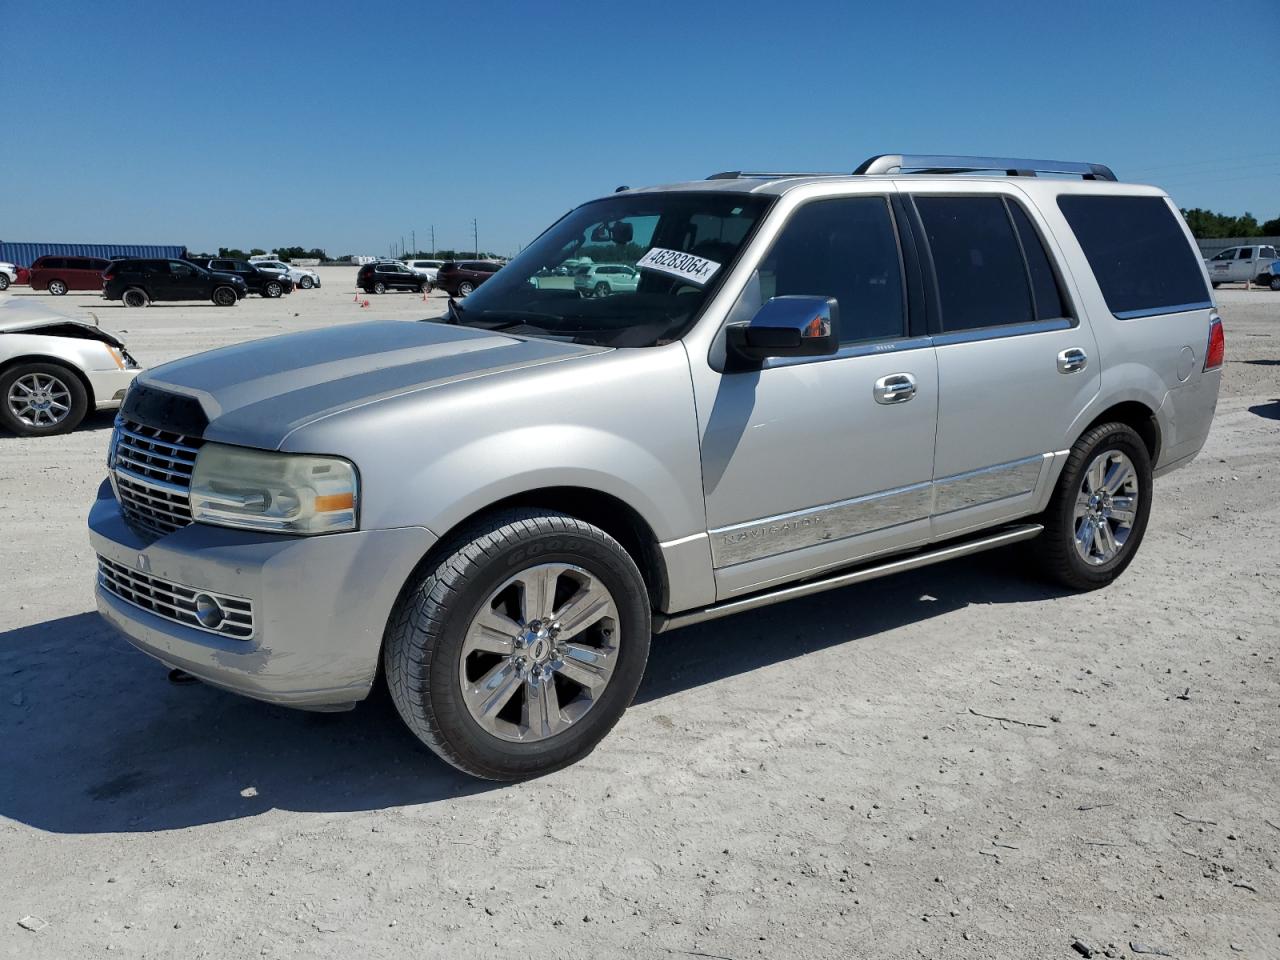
[{"left": 88, "top": 482, "right": 436, "bottom": 709}]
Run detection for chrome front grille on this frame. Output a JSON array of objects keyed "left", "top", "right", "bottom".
[
  {"left": 111, "top": 418, "right": 203, "bottom": 538},
  {"left": 97, "top": 556, "right": 254, "bottom": 640}
]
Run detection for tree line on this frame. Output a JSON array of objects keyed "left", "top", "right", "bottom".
[{"left": 1182, "top": 209, "right": 1280, "bottom": 239}]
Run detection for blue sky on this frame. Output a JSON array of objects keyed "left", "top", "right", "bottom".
[{"left": 3, "top": 0, "right": 1277, "bottom": 256}]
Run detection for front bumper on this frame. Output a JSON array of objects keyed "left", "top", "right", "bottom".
[
  {"left": 88, "top": 481, "right": 436, "bottom": 709},
  {"left": 86, "top": 367, "right": 140, "bottom": 410}
]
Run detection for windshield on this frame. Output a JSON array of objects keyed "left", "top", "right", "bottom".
[{"left": 449, "top": 192, "right": 773, "bottom": 347}]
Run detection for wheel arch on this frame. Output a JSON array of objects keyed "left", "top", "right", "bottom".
[
  {"left": 1079, "top": 400, "right": 1161, "bottom": 463},
  {"left": 391, "top": 486, "right": 669, "bottom": 627}
]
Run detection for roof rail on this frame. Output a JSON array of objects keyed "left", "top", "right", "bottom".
[
  {"left": 706, "top": 170, "right": 840, "bottom": 180},
  {"left": 853, "top": 154, "right": 1117, "bottom": 182}
]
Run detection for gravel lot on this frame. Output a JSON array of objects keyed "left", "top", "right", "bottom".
[{"left": 1, "top": 272, "right": 1276, "bottom": 959}]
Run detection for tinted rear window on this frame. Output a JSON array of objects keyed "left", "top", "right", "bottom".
[
  {"left": 1007, "top": 201, "right": 1069, "bottom": 321},
  {"left": 1057, "top": 195, "right": 1210, "bottom": 318},
  {"left": 916, "top": 196, "right": 1033, "bottom": 332}
]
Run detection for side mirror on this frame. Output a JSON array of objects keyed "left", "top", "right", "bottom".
[{"left": 725, "top": 296, "right": 839, "bottom": 368}]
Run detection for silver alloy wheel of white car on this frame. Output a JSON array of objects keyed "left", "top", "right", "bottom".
[
  {"left": 6, "top": 371, "right": 73, "bottom": 428},
  {"left": 458, "top": 562, "right": 620, "bottom": 743},
  {"left": 1073, "top": 449, "right": 1139, "bottom": 565},
  {"left": 299, "top": 275, "right": 313, "bottom": 289}
]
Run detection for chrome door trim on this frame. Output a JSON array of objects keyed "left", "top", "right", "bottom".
[
  {"left": 931, "top": 317, "right": 1073, "bottom": 347},
  {"left": 761, "top": 335, "right": 934, "bottom": 369},
  {"left": 709, "top": 454, "right": 1055, "bottom": 568},
  {"left": 709, "top": 480, "right": 932, "bottom": 568},
  {"left": 933, "top": 455, "right": 1047, "bottom": 516}
]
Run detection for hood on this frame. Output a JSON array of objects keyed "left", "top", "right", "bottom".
[
  {"left": 210, "top": 270, "right": 246, "bottom": 284},
  {"left": 135, "top": 319, "right": 607, "bottom": 449},
  {"left": 0, "top": 299, "right": 127, "bottom": 346}
]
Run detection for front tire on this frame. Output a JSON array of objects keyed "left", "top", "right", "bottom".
[
  {"left": 384, "top": 509, "right": 651, "bottom": 781},
  {"left": 299, "top": 275, "right": 314, "bottom": 289},
  {"left": 419, "top": 281, "right": 431, "bottom": 294},
  {"left": 264, "top": 281, "right": 283, "bottom": 298},
  {"left": 0, "top": 274, "right": 10, "bottom": 291},
  {"left": 212, "top": 285, "right": 238, "bottom": 306},
  {"left": 0, "top": 362, "right": 88, "bottom": 436},
  {"left": 48, "top": 279, "right": 68, "bottom": 296},
  {"left": 1269, "top": 276, "right": 1280, "bottom": 292},
  {"left": 1032, "top": 422, "right": 1153, "bottom": 591}
]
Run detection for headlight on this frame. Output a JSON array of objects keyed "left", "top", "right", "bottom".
[{"left": 189, "top": 443, "right": 358, "bottom": 535}]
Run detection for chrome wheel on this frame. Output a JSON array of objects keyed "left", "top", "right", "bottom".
[
  {"left": 300, "top": 276, "right": 313, "bottom": 289},
  {"left": 48, "top": 279, "right": 67, "bottom": 296},
  {"left": 6, "top": 371, "right": 72, "bottom": 428},
  {"left": 1073, "top": 450, "right": 1139, "bottom": 566},
  {"left": 459, "top": 562, "right": 619, "bottom": 743}
]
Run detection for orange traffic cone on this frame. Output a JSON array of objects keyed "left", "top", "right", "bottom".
[{"left": 353, "top": 293, "right": 359, "bottom": 302}]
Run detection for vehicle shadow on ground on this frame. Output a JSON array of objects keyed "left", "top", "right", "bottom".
[
  {"left": 1248, "top": 399, "right": 1280, "bottom": 420},
  {"left": 0, "top": 549, "right": 1064, "bottom": 834}
]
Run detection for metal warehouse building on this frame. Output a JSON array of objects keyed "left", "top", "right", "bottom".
[{"left": 0, "top": 241, "right": 187, "bottom": 267}]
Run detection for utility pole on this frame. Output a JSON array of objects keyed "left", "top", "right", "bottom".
[
  {"left": 430, "top": 225, "right": 436, "bottom": 257},
  {"left": 411, "top": 230, "right": 415, "bottom": 258},
  {"left": 472, "top": 219, "right": 479, "bottom": 259}
]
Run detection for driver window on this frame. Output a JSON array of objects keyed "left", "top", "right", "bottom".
[{"left": 755, "top": 197, "right": 906, "bottom": 344}]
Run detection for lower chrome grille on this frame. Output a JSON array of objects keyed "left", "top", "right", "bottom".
[
  {"left": 97, "top": 556, "right": 255, "bottom": 640},
  {"left": 111, "top": 418, "right": 203, "bottom": 538}
]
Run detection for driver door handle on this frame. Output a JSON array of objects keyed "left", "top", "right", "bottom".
[{"left": 874, "top": 373, "right": 917, "bottom": 404}]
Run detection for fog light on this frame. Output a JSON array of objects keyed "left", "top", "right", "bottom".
[{"left": 193, "top": 593, "right": 225, "bottom": 630}]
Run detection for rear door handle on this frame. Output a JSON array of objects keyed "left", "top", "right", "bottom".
[
  {"left": 1057, "top": 347, "right": 1088, "bottom": 374},
  {"left": 874, "top": 373, "right": 917, "bottom": 404}
]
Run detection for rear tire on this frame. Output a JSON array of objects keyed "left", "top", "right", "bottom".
[
  {"left": 1032, "top": 422, "right": 1153, "bottom": 591},
  {"left": 0, "top": 362, "right": 89, "bottom": 436},
  {"left": 48, "top": 279, "right": 68, "bottom": 296},
  {"left": 212, "top": 285, "right": 238, "bottom": 306},
  {"left": 122, "top": 287, "right": 150, "bottom": 308},
  {"left": 419, "top": 282, "right": 431, "bottom": 294},
  {"left": 373, "top": 282, "right": 386, "bottom": 294},
  {"left": 458, "top": 281, "right": 474, "bottom": 296},
  {"left": 383, "top": 508, "right": 651, "bottom": 781}
]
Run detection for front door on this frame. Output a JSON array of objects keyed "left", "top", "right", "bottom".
[
  {"left": 910, "top": 190, "right": 1101, "bottom": 538},
  {"left": 165, "top": 260, "right": 204, "bottom": 300},
  {"left": 695, "top": 194, "right": 939, "bottom": 599}
]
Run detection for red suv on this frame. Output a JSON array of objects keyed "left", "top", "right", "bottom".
[
  {"left": 435, "top": 260, "right": 501, "bottom": 297},
  {"left": 29, "top": 256, "right": 111, "bottom": 295}
]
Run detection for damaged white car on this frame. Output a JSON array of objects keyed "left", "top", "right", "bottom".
[{"left": 0, "top": 301, "right": 141, "bottom": 436}]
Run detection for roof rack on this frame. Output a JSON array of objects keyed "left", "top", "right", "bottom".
[
  {"left": 706, "top": 170, "right": 841, "bottom": 180},
  {"left": 853, "top": 154, "right": 1117, "bottom": 181}
]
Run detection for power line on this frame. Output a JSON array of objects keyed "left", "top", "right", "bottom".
[{"left": 1126, "top": 150, "right": 1280, "bottom": 175}]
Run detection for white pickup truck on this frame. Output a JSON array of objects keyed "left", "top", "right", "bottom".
[{"left": 1204, "top": 244, "right": 1280, "bottom": 289}]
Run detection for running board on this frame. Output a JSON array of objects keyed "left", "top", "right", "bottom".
[{"left": 652, "top": 523, "right": 1043, "bottom": 633}]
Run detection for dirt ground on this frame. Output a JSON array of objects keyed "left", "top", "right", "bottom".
[{"left": 1, "top": 272, "right": 1277, "bottom": 960}]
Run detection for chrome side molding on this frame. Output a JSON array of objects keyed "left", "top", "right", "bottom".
[{"left": 653, "top": 523, "right": 1044, "bottom": 633}]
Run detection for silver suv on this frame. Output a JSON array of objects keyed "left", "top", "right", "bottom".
[{"left": 89, "top": 154, "right": 1224, "bottom": 780}]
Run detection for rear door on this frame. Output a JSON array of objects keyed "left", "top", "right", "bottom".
[{"left": 908, "top": 188, "right": 1100, "bottom": 538}]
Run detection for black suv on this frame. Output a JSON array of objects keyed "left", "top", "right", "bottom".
[
  {"left": 102, "top": 259, "right": 248, "bottom": 307},
  {"left": 201, "top": 259, "right": 295, "bottom": 298},
  {"left": 357, "top": 260, "right": 432, "bottom": 294}
]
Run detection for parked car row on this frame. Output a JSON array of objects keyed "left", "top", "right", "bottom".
[
  {"left": 2, "top": 255, "right": 323, "bottom": 299},
  {"left": 358, "top": 258, "right": 502, "bottom": 297}
]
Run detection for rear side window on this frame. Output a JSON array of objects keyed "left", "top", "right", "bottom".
[
  {"left": 1006, "top": 201, "right": 1069, "bottom": 321},
  {"left": 915, "top": 196, "right": 1033, "bottom": 332},
  {"left": 1057, "top": 195, "right": 1210, "bottom": 318},
  {"left": 758, "top": 196, "right": 905, "bottom": 344}
]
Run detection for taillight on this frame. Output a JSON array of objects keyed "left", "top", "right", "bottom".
[
  {"left": 1204, "top": 315, "right": 1225, "bottom": 371},
  {"left": 103, "top": 271, "right": 115, "bottom": 281}
]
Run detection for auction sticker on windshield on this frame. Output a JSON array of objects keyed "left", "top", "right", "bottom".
[{"left": 637, "top": 248, "right": 721, "bottom": 286}]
